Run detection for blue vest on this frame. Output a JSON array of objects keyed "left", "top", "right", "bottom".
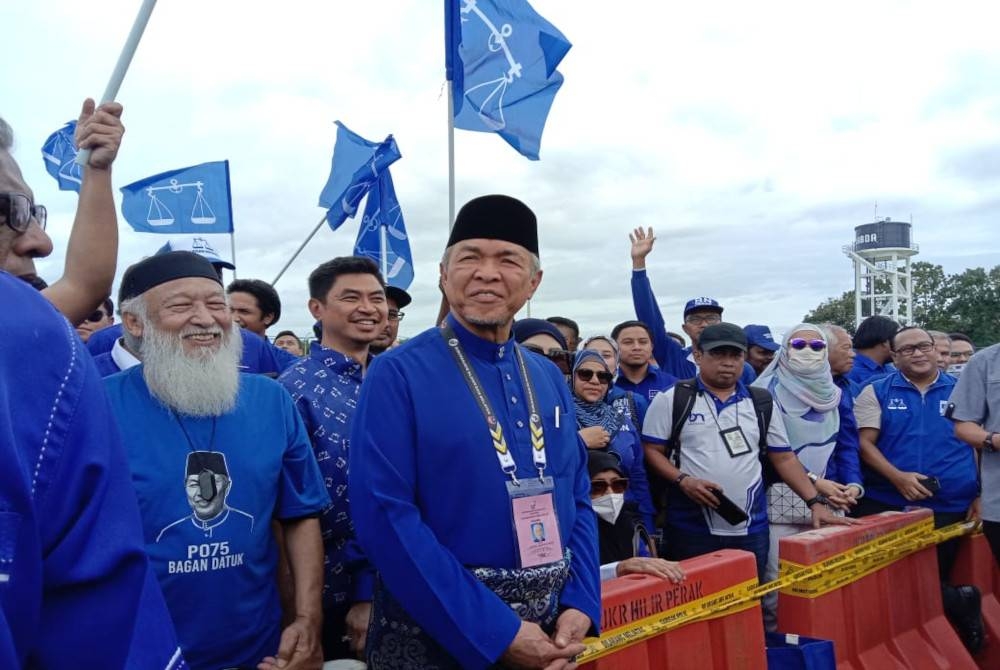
[{"left": 864, "top": 371, "right": 978, "bottom": 512}]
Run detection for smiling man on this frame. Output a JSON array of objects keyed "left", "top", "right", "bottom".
[
  {"left": 102, "top": 251, "right": 330, "bottom": 670},
  {"left": 349, "top": 195, "right": 600, "bottom": 669},
  {"left": 278, "top": 256, "right": 388, "bottom": 661}
]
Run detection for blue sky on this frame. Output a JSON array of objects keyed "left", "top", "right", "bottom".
[{"left": 4, "top": 1, "right": 999, "bottom": 341}]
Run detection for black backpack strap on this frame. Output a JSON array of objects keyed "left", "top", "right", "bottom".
[
  {"left": 666, "top": 378, "right": 699, "bottom": 466},
  {"left": 626, "top": 391, "right": 640, "bottom": 428},
  {"left": 747, "top": 386, "right": 774, "bottom": 453}
]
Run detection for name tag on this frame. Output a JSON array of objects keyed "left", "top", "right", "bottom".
[
  {"left": 508, "top": 477, "right": 563, "bottom": 568},
  {"left": 721, "top": 426, "right": 752, "bottom": 457}
]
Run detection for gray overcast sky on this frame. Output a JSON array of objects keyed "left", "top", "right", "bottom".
[{"left": 4, "top": 1, "right": 999, "bottom": 341}]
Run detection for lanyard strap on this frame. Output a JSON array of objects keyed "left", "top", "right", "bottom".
[{"left": 441, "top": 325, "right": 546, "bottom": 483}]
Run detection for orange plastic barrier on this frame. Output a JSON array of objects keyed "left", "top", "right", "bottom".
[
  {"left": 952, "top": 532, "right": 1000, "bottom": 669},
  {"left": 777, "top": 509, "right": 976, "bottom": 670},
  {"left": 580, "top": 549, "right": 765, "bottom": 670}
]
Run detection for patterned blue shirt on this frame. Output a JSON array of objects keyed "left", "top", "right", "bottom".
[{"left": 278, "top": 344, "right": 374, "bottom": 608}]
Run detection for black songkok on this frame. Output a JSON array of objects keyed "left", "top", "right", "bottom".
[
  {"left": 446, "top": 195, "right": 539, "bottom": 256},
  {"left": 186, "top": 451, "right": 228, "bottom": 477},
  {"left": 119, "top": 251, "right": 222, "bottom": 303}
]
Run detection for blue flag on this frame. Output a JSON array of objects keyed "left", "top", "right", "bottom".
[
  {"left": 354, "top": 171, "right": 414, "bottom": 290},
  {"left": 41, "top": 121, "right": 83, "bottom": 192},
  {"left": 446, "top": 0, "right": 572, "bottom": 160},
  {"left": 318, "top": 121, "right": 402, "bottom": 231},
  {"left": 119, "top": 161, "right": 234, "bottom": 234}
]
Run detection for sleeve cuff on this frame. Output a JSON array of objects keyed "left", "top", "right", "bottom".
[
  {"left": 641, "top": 434, "right": 668, "bottom": 446},
  {"left": 768, "top": 445, "right": 793, "bottom": 452},
  {"left": 600, "top": 562, "right": 620, "bottom": 581}
]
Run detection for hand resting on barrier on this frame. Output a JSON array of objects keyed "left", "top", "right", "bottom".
[{"left": 615, "top": 557, "right": 686, "bottom": 583}]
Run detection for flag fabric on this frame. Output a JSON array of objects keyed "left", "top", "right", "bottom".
[
  {"left": 354, "top": 171, "right": 415, "bottom": 290},
  {"left": 120, "top": 161, "right": 233, "bottom": 234},
  {"left": 318, "top": 121, "right": 402, "bottom": 231},
  {"left": 41, "top": 121, "right": 83, "bottom": 192},
  {"left": 446, "top": 0, "right": 572, "bottom": 160}
]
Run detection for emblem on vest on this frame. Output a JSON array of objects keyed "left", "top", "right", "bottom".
[
  {"left": 687, "top": 412, "right": 706, "bottom": 424},
  {"left": 887, "top": 398, "right": 908, "bottom": 410},
  {"left": 939, "top": 400, "right": 949, "bottom": 416}
]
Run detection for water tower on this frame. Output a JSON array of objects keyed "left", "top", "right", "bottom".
[{"left": 842, "top": 218, "right": 919, "bottom": 327}]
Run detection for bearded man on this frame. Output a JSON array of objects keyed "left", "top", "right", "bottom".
[{"left": 103, "top": 251, "right": 330, "bottom": 670}]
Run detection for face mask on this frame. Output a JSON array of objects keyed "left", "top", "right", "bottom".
[
  {"left": 592, "top": 493, "right": 625, "bottom": 524},
  {"left": 787, "top": 347, "right": 826, "bottom": 371}
]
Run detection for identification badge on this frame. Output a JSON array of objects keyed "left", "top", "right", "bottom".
[
  {"left": 507, "top": 477, "right": 563, "bottom": 568},
  {"left": 721, "top": 426, "right": 752, "bottom": 457}
]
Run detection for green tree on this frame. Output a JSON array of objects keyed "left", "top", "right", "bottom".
[{"left": 804, "top": 262, "right": 1000, "bottom": 345}]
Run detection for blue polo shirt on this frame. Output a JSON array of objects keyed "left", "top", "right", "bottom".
[
  {"left": 845, "top": 352, "right": 894, "bottom": 390},
  {"left": 855, "top": 371, "right": 978, "bottom": 513},
  {"left": 614, "top": 363, "right": 677, "bottom": 403}
]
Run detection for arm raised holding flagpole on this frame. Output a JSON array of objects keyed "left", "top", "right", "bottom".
[{"left": 75, "top": 0, "right": 158, "bottom": 166}]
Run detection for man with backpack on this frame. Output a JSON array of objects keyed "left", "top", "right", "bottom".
[{"left": 641, "top": 323, "right": 853, "bottom": 580}]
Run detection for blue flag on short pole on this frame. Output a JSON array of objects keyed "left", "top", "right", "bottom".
[
  {"left": 41, "top": 121, "right": 83, "bottom": 192},
  {"left": 446, "top": 0, "right": 572, "bottom": 160},
  {"left": 120, "top": 161, "right": 234, "bottom": 234},
  {"left": 319, "top": 121, "right": 402, "bottom": 231},
  {"left": 354, "top": 171, "right": 415, "bottom": 290}
]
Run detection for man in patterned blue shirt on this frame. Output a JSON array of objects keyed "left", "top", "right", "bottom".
[{"left": 278, "top": 256, "right": 388, "bottom": 661}]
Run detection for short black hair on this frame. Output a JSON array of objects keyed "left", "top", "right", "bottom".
[
  {"left": 101, "top": 296, "right": 114, "bottom": 316},
  {"left": 667, "top": 331, "right": 686, "bottom": 347},
  {"left": 948, "top": 332, "right": 974, "bottom": 347},
  {"left": 611, "top": 320, "right": 653, "bottom": 341},
  {"left": 308, "top": 256, "right": 384, "bottom": 301},
  {"left": 546, "top": 316, "right": 579, "bottom": 337},
  {"left": 273, "top": 329, "right": 300, "bottom": 343},
  {"left": 890, "top": 326, "right": 931, "bottom": 351},
  {"left": 853, "top": 315, "right": 900, "bottom": 350},
  {"left": 227, "top": 278, "right": 282, "bottom": 325}
]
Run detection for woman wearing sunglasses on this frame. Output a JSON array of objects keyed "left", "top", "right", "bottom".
[
  {"left": 589, "top": 450, "right": 685, "bottom": 583},
  {"left": 572, "top": 349, "right": 656, "bottom": 531},
  {"left": 580, "top": 334, "right": 650, "bottom": 431},
  {"left": 752, "top": 323, "right": 863, "bottom": 630}
]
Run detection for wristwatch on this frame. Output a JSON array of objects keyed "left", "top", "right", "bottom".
[
  {"left": 985, "top": 432, "right": 998, "bottom": 453},
  {"left": 674, "top": 473, "right": 690, "bottom": 486},
  {"left": 804, "top": 494, "right": 829, "bottom": 508}
]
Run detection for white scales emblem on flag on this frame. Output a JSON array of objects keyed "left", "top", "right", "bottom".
[
  {"left": 145, "top": 179, "right": 217, "bottom": 227},
  {"left": 459, "top": 0, "right": 525, "bottom": 131}
]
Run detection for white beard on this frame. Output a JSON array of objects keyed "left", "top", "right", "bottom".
[{"left": 141, "top": 321, "right": 243, "bottom": 417}]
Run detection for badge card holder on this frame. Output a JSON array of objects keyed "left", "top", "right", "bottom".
[
  {"left": 720, "top": 425, "right": 752, "bottom": 457},
  {"left": 507, "top": 477, "right": 564, "bottom": 568}
]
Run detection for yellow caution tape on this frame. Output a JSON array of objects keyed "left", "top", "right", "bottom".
[{"left": 577, "top": 518, "right": 976, "bottom": 663}]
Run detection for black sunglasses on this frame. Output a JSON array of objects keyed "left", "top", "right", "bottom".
[
  {"left": 0, "top": 192, "right": 47, "bottom": 234},
  {"left": 575, "top": 368, "right": 613, "bottom": 385},
  {"left": 590, "top": 478, "right": 629, "bottom": 496},
  {"left": 84, "top": 309, "right": 108, "bottom": 323},
  {"left": 522, "top": 344, "right": 573, "bottom": 372}
]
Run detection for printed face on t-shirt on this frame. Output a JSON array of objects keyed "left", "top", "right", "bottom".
[{"left": 185, "top": 472, "right": 231, "bottom": 521}]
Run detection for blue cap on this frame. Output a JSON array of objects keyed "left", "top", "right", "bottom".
[
  {"left": 743, "top": 324, "right": 780, "bottom": 351},
  {"left": 683, "top": 297, "right": 723, "bottom": 317},
  {"left": 511, "top": 318, "right": 568, "bottom": 350},
  {"left": 156, "top": 237, "right": 235, "bottom": 269}
]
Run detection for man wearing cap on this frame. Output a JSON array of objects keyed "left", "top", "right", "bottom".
[
  {"left": 350, "top": 195, "right": 600, "bottom": 669},
  {"left": 103, "top": 250, "right": 330, "bottom": 670},
  {"left": 89, "top": 239, "right": 293, "bottom": 377},
  {"left": 278, "top": 256, "right": 388, "bottom": 661},
  {"left": 743, "top": 325, "right": 781, "bottom": 376},
  {"left": 512, "top": 317, "right": 574, "bottom": 376},
  {"left": 629, "top": 227, "right": 757, "bottom": 384},
  {"left": 371, "top": 284, "right": 411, "bottom": 354},
  {"left": 641, "top": 323, "right": 850, "bottom": 580}
]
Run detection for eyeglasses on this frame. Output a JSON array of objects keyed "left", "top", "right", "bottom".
[
  {"left": 895, "top": 341, "right": 934, "bottom": 357},
  {"left": 789, "top": 338, "right": 826, "bottom": 352},
  {"left": 590, "top": 478, "right": 629, "bottom": 496},
  {"left": 84, "top": 309, "right": 108, "bottom": 323},
  {"left": 522, "top": 344, "right": 573, "bottom": 373},
  {"left": 387, "top": 310, "right": 405, "bottom": 322},
  {"left": 0, "top": 192, "right": 47, "bottom": 234},
  {"left": 685, "top": 313, "right": 722, "bottom": 326},
  {"left": 575, "top": 368, "right": 614, "bottom": 385}
]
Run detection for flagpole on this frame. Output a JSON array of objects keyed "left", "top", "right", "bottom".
[
  {"left": 272, "top": 214, "right": 327, "bottom": 286},
  {"left": 379, "top": 224, "right": 389, "bottom": 281},
  {"left": 447, "top": 84, "right": 456, "bottom": 230},
  {"left": 76, "top": 0, "right": 158, "bottom": 166},
  {"left": 229, "top": 233, "right": 238, "bottom": 280}
]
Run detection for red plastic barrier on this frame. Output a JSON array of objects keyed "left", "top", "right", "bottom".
[
  {"left": 777, "top": 509, "right": 976, "bottom": 670},
  {"left": 582, "top": 549, "right": 765, "bottom": 670},
  {"left": 951, "top": 533, "right": 1000, "bottom": 669}
]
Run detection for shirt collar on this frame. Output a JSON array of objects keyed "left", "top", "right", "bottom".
[
  {"left": 695, "top": 376, "right": 749, "bottom": 409},
  {"left": 111, "top": 338, "right": 141, "bottom": 371},
  {"left": 445, "top": 313, "right": 515, "bottom": 363},
  {"left": 190, "top": 507, "right": 231, "bottom": 531},
  {"left": 308, "top": 342, "right": 366, "bottom": 376}
]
